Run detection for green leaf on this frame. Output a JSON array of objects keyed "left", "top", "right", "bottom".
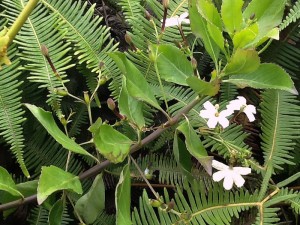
[
  {"left": 224, "top": 49, "right": 260, "bottom": 75},
  {"left": 93, "top": 124, "right": 133, "bottom": 163},
  {"left": 243, "top": 0, "right": 286, "bottom": 47},
  {"left": 25, "top": 104, "right": 98, "bottom": 162},
  {"left": 186, "top": 76, "right": 220, "bottom": 96},
  {"left": 49, "top": 199, "right": 64, "bottom": 225},
  {"left": 115, "top": 164, "right": 132, "bottom": 225},
  {"left": 75, "top": 174, "right": 105, "bottom": 224},
  {"left": 189, "top": 0, "right": 219, "bottom": 64},
  {"left": 197, "top": 0, "right": 225, "bottom": 51},
  {"left": 119, "top": 77, "right": 145, "bottom": 130},
  {"left": 233, "top": 23, "right": 259, "bottom": 49},
  {"left": 173, "top": 134, "right": 194, "bottom": 182},
  {"left": 0, "top": 166, "right": 23, "bottom": 198},
  {"left": 37, "top": 166, "right": 82, "bottom": 205},
  {"left": 224, "top": 63, "right": 298, "bottom": 94},
  {"left": 221, "top": 0, "right": 243, "bottom": 35},
  {"left": 109, "top": 52, "right": 161, "bottom": 110},
  {"left": 150, "top": 44, "right": 193, "bottom": 85},
  {"left": 177, "top": 121, "right": 212, "bottom": 175}
]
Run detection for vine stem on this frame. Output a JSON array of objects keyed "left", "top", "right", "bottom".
[
  {"left": 0, "top": 96, "right": 201, "bottom": 212},
  {"left": 7, "top": 0, "right": 39, "bottom": 44}
]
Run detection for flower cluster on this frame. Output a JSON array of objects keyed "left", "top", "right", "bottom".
[
  {"left": 199, "top": 96, "right": 256, "bottom": 129},
  {"left": 212, "top": 160, "right": 251, "bottom": 190}
]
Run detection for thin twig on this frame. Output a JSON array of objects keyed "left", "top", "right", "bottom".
[{"left": 0, "top": 96, "right": 201, "bottom": 212}]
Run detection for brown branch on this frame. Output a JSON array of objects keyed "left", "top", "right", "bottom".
[{"left": 0, "top": 96, "right": 201, "bottom": 212}]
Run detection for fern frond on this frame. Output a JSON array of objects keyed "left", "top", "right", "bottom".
[
  {"left": 27, "top": 206, "right": 49, "bottom": 225},
  {"left": 203, "top": 124, "right": 251, "bottom": 160},
  {"left": 289, "top": 196, "right": 300, "bottom": 214},
  {"left": 41, "top": 0, "right": 119, "bottom": 88},
  {"left": 92, "top": 211, "right": 116, "bottom": 225},
  {"left": 219, "top": 83, "right": 238, "bottom": 102},
  {"left": 132, "top": 180, "right": 260, "bottom": 225},
  {"left": 0, "top": 47, "right": 28, "bottom": 177},
  {"left": 260, "top": 90, "right": 300, "bottom": 171},
  {"left": 280, "top": 0, "right": 300, "bottom": 30},
  {"left": 1, "top": 0, "right": 72, "bottom": 115}
]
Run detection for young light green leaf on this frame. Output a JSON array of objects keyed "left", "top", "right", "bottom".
[
  {"left": 224, "top": 63, "right": 298, "bottom": 94},
  {"left": 75, "top": 174, "right": 105, "bottom": 224},
  {"left": 93, "top": 124, "right": 133, "bottom": 163},
  {"left": 186, "top": 76, "right": 220, "bottom": 96},
  {"left": 189, "top": 0, "right": 219, "bottom": 64},
  {"left": 177, "top": 121, "right": 212, "bottom": 175},
  {"left": 109, "top": 52, "right": 161, "bottom": 110},
  {"left": 49, "top": 199, "right": 64, "bottom": 225},
  {"left": 197, "top": 0, "right": 225, "bottom": 51},
  {"left": 115, "top": 164, "right": 132, "bottom": 225},
  {"left": 243, "top": 0, "right": 286, "bottom": 47},
  {"left": 221, "top": 0, "right": 244, "bottom": 35},
  {"left": 37, "top": 166, "right": 82, "bottom": 205},
  {"left": 149, "top": 44, "right": 193, "bottom": 86},
  {"left": 173, "top": 134, "right": 194, "bottom": 182},
  {"left": 119, "top": 77, "right": 145, "bottom": 130},
  {"left": 25, "top": 104, "right": 98, "bottom": 162},
  {"left": 0, "top": 166, "right": 23, "bottom": 198},
  {"left": 233, "top": 23, "right": 259, "bottom": 49},
  {"left": 224, "top": 49, "right": 260, "bottom": 76}
]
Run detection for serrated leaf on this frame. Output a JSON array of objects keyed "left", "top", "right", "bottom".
[
  {"left": 224, "top": 63, "right": 297, "bottom": 94},
  {"left": 221, "top": 0, "right": 243, "bottom": 35},
  {"left": 186, "top": 76, "right": 220, "bottom": 96},
  {"left": 75, "top": 174, "right": 105, "bottom": 224},
  {"left": 177, "top": 121, "right": 212, "bottom": 175},
  {"left": 25, "top": 104, "right": 98, "bottom": 162},
  {"left": 0, "top": 166, "right": 23, "bottom": 198},
  {"left": 115, "top": 164, "right": 132, "bottom": 225},
  {"left": 109, "top": 52, "right": 161, "bottom": 110},
  {"left": 224, "top": 49, "right": 260, "bottom": 75},
  {"left": 189, "top": 0, "right": 219, "bottom": 64},
  {"left": 93, "top": 124, "right": 133, "bottom": 163},
  {"left": 49, "top": 199, "right": 64, "bottom": 225},
  {"left": 37, "top": 166, "right": 82, "bottom": 205},
  {"left": 119, "top": 77, "right": 145, "bottom": 129},
  {"left": 150, "top": 44, "right": 193, "bottom": 85}
]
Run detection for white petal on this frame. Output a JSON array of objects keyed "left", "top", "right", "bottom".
[
  {"left": 232, "top": 173, "right": 245, "bottom": 187},
  {"left": 220, "top": 109, "right": 234, "bottom": 117},
  {"left": 236, "top": 96, "right": 246, "bottom": 105},
  {"left": 199, "top": 109, "right": 213, "bottom": 119},
  {"left": 212, "top": 160, "right": 229, "bottom": 170},
  {"left": 245, "top": 111, "right": 255, "bottom": 122},
  {"left": 165, "top": 17, "right": 179, "bottom": 27},
  {"left": 223, "top": 174, "right": 234, "bottom": 190},
  {"left": 203, "top": 101, "right": 216, "bottom": 111},
  {"left": 181, "top": 19, "right": 190, "bottom": 24},
  {"left": 212, "top": 170, "right": 227, "bottom": 182},
  {"left": 179, "top": 12, "right": 189, "bottom": 20},
  {"left": 218, "top": 117, "right": 230, "bottom": 128},
  {"left": 244, "top": 105, "right": 256, "bottom": 114},
  {"left": 207, "top": 118, "right": 218, "bottom": 128},
  {"left": 233, "top": 167, "right": 251, "bottom": 175}
]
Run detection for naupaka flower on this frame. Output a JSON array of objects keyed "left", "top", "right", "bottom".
[
  {"left": 227, "top": 96, "right": 256, "bottom": 122},
  {"left": 212, "top": 160, "right": 251, "bottom": 190},
  {"left": 164, "top": 12, "right": 190, "bottom": 27},
  {"left": 199, "top": 101, "right": 233, "bottom": 128}
]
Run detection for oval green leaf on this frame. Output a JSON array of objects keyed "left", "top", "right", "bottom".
[
  {"left": 37, "top": 166, "right": 82, "bottom": 205},
  {"left": 186, "top": 76, "right": 220, "bottom": 96},
  {"left": 49, "top": 199, "right": 64, "bottom": 225},
  {"left": 221, "top": 0, "right": 243, "bottom": 35},
  {"left": 0, "top": 166, "right": 23, "bottom": 198}
]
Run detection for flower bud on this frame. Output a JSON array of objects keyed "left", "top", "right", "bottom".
[
  {"left": 125, "top": 32, "right": 133, "bottom": 45},
  {"left": 145, "top": 10, "right": 152, "bottom": 20},
  {"left": 162, "top": 0, "right": 169, "bottom": 8},
  {"left": 41, "top": 45, "right": 49, "bottom": 57},
  {"left": 83, "top": 91, "right": 90, "bottom": 104},
  {"left": 99, "top": 76, "right": 107, "bottom": 86},
  {"left": 166, "top": 199, "right": 175, "bottom": 212},
  {"left": 99, "top": 61, "right": 105, "bottom": 70},
  {"left": 54, "top": 88, "right": 68, "bottom": 96},
  {"left": 107, "top": 98, "right": 116, "bottom": 111},
  {"left": 149, "top": 199, "right": 163, "bottom": 208},
  {"left": 60, "top": 115, "right": 67, "bottom": 126},
  {"left": 191, "top": 57, "right": 197, "bottom": 70}
]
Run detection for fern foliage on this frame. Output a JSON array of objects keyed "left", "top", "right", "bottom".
[
  {"left": 280, "top": 0, "right": 300, "bottom": 30},
  {"left": 0, "top": 48, "right": 28, "bottom": 176},
  {"left": 260, "top": 90, "right": 300, "bottom": 171}
]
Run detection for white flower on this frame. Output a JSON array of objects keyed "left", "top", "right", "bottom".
[
  {"left": 212, "top": 160, "right": 251, "bottom": 190},
  {"left": 164, "top": 12, "right": 190, "bottom": 27},
  {"left": 199, "top": 101, "right": 233, "bottom": 129},
  {"left": 227, "top": 96, "right": 256, "bottom": 122}
]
